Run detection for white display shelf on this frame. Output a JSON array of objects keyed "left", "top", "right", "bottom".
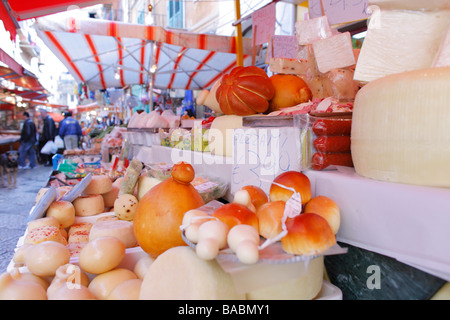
[{"left": 305, "top": 167, "right": 450, "bottom": 282}]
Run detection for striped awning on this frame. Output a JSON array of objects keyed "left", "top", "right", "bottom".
[{"left": 35, "top": 16, "right": 257, "bottom": 91}]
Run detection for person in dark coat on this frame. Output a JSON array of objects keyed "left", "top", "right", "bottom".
[
  {"left": 38, "top": 109, "right": 57, "bottom": 167},
  {"left": 18, "top": 112, "right": 37, "bottom": 169}
]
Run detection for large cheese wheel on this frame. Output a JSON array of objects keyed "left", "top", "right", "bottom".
[
  {"left": 246, "top": 256, "right": 324, "bottom": 300},
  {"left": 89, "top": 220, "right": 137, "bottom": 248},
  {"left": 351, "top": 67, "right": 450, "bottom": 187},
  {"left": 73, "top": 194, "right": 105, "bottom": 216},
  {"left": 139, "top": 246, "right": 245, "bottom": 300}
]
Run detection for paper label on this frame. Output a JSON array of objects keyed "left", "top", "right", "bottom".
[{"left": 252, "top": 3, "right": 276, "bottom": 45}]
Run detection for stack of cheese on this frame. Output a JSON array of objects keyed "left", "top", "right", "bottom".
[
  {"left": 269, "top": 15, "right": 360, "bottom": 102},
  {"left": 351, "top": 0, "right": 450, "bottom": 187}
]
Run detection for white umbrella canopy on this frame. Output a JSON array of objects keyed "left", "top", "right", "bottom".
[{"left": 35, "top": 16, "right": 256, "bottom": 91}]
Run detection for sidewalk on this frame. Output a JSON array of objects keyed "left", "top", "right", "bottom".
[{"left": 0, "top": 164, "right": 52, "bottom": 273}]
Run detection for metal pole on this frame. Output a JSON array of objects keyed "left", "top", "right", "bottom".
[{"left": 234, "top": 0, "right": 244, "bottom": 67}]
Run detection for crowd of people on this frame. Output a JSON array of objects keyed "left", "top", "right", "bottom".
[{"left": 17, "top": 109, "right": 84, "bottom": 169}]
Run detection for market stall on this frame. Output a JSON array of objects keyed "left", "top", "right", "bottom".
[{"left": 2, "top": 0, "right": 450, "bottom": 302}]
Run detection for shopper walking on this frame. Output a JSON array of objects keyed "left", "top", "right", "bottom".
[
  {"left": 38, "top": 109, "right": 57, "bottom": 167},
  {"left": 58, "top": 111, "right": 82, "bottom": 150},
  {"left": 18, "top": 112, "right": 37, "bottom": 169}
]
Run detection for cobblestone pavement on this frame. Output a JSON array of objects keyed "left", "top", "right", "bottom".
[{"left": 0, "top": 164, "right": 52, "bottom": 273}]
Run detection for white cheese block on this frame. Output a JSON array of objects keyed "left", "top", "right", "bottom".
[
  {"left": 433, "top": 26, "right": 450, "bottom": 67},
  {"left": 351, "top": 67, "right": 450, "bottom": 187},
  {"left": 269, "top": 57, "right": 309, "bottom": 75},
  {"left": 89, "top": 220, "right": 137, "bottom": 248},
  {"left": 295, "top": 15, "right": 333, "bottom": 45},
  {"left": 312, "top": 32, "right": 355, "bottom": 74},
  {"left": 354, "top": 8, "right": 450, "bottom": 83},
  {"left": 139, "top": 246, "right": 245, "bottom": 300}
]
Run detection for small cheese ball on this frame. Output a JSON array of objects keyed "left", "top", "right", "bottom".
[
  {"left": 114, "top": 194, "right": 139, "bottom": 221},
  {"left": 25, "top": 241, "right": 70, "bottom": 277},
  {"left": 79, "top": 236, "right": 126, "bottom": 274}
]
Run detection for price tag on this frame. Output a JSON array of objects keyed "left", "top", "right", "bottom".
[
  {"left": 252, "top": 2, "right": 276, "bottom": 46},
  {"left": 308, "top": 0, "right": 370, "bottom": 25},
  {"left": 266, "top": 35, "right": 298, "bottom": 62},
  {"left": 284, "top": 192, "right": 302, "bottom": 219},
  {"left": 258, "top": 186, "right": 302, "bottom": 250}
]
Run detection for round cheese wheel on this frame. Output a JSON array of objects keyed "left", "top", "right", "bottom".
[
  {"left": 27, "top": 216, "right": 60, "bottom": 232},
  {"left": 139, "top": 246, "right": 245, "bottom": 300},
  {"left": 73, "top": 194, "right": 105, "bottom": 216},
  {"left": 24, "top": 225, "right": 67, "bottom": 245},
  {"left": 68, "top": 230, "right": 90, "bottom": 243},
  {"left": 46, "top": 200, "right": 76, "bottom": 229},
  {"left": 68, "top": 222, "right": 93, "bottom": 237},
  {"left": 83, "top": 175, "right": 113, "bottom": 195},
  {"left": 89, "top": 220, "right": 137, "bottom": 248},
  {"left": 102, "top": 184, "right": 120, "bottom": 208},
  {"left": 352, "top": 67, "right": 450, "bottom": 187}
]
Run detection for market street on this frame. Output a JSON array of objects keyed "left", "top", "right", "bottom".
[{"left": 0, "top": 164, "right": 51, "bottom": 273}]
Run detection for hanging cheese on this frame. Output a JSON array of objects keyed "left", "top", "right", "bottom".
[
  {"left": 351, "top": 67, "right": 450, "bottom": 187},
  {"left": 354, "top": 8, "right": 450, "bottom": 83},
  {"left": 312, "top": 32, "right": 355, "bottom": 74}
]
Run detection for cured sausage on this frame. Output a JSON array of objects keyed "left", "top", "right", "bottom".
[
  {"left": 312, "top": 119, "right": 352, "bottom": 136},
  {"left": 311, "top": 152, "right": 353, "bottom": 170},
  {"left": 313, "top": 136, "right": 351, "bottom": 153}
]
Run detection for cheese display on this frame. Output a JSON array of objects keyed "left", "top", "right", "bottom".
[
  {"left": 351, "top": 66, "right": 450, "bottom": 187},
  {"left": 354, "top": 7, "right": 450, "bottom": 83}
]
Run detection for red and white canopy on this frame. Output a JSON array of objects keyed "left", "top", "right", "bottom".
[{"left": 35, "top": 16, "right": 256, "bottom": 91}]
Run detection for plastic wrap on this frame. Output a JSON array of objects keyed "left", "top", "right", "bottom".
[
  {"left": 295, "top": 15, "right": 333, "bottom": 45},
  {"left": 295, "top": 113, "right": 353, "bottom": 171},
  {"left": 191, "top": 175, "right": 229, "bottom": 203}
]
